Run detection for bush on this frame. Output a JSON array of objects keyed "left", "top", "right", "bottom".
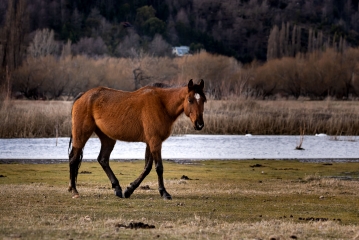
[{"left": 8, "top": 47, "right": 359, "bottom": 100}]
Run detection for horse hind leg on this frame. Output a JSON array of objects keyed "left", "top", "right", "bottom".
[
  {"left": 124, "top": 144, "right": 153, "bottom": 198},
  {"left": 69, "top": 120, "right": 94, "bottom": 198},
  {"left": 95, "top": 128, "right": 123, "bottom": 198},
  {"left": 68, "top": 146, "right": 83, "bottom": 198}
]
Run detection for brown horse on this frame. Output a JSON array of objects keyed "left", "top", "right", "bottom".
[{"left": 68, "top": 79, "right": 206, "bottom": 200}]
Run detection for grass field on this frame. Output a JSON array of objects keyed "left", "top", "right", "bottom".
[{"left": 1, "top": 160, "right": 359, "bottom": 239}]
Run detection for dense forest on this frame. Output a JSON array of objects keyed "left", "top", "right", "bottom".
[
  {"left": 2, "top": 0, "right": 359, "bottom": 62},
  {"left": 1, "top": 0, "right": 359, "bottom": 100}
]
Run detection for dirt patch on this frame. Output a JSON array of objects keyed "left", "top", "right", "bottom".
[
  {"left": 250, "top": 164, "right": 263, "bottom": 168},
  {"left": 180, "top": 175, "right": 191, "bottom": 180},
  {"left": 115, "top": 222, "right": 155, "bottom": 229},
  {"left": 298, "top": 217, "right": 341, "bottom": 222},
  {"left": 140, "top": 185, "right": 150, "bottom": 190}
]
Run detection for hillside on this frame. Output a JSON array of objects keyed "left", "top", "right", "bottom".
[{"left": 1, "top": 0, "right": 359, "bottom": 64}]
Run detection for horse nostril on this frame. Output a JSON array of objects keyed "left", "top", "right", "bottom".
[{"left": 195, "top": 121, "right": 204, "bottom": 130}]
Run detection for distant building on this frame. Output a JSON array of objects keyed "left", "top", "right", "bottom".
[{"left": 172, "top": 46, "right": 190, "bottom": 56}]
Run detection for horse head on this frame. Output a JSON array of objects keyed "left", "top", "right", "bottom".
[{"left": 184, "top": 79, "right": 207, "bottom": 130}]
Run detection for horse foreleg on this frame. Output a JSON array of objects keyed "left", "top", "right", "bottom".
[
  {"left": 97, "top": 143, "right": 123, "bottom": 198},
  {"left": 154, "top": 152, "right": 172, "bottom": 200},
  {"left": 94, "top": 128, "right": 123, "bottom": 197},
  {"left": 69, "top": 147, "right": 83, "bottom": 198},
  {"left": 124, "top": 145, "right": 153, "bottom": 198}
]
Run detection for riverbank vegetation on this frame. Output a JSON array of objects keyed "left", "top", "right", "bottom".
[
  {"left": 1, "top": 99, "right": 359, "bottom": 138},
  {"left": 1, "top": 47, "right": 359, "bottom": 101},
  {"left": 1, "top": 160, "right": 359, "bottom": 239},
  {"left": 0, "top": 48, "right": 359, "bottom": 100}
]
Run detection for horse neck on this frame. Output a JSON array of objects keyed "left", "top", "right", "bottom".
[{"left": 160, "top": 87, "right": 187, "bottom": 120}]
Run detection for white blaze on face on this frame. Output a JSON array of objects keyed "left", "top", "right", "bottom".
[{"left": 194, "top": 93, "right": 201, "bottom": 103}]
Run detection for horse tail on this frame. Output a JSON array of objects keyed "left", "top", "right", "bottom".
[
  {"left": 68, "top": 92, "right": 85, "bottom": 156},
  {"left": 68, "top": 135, "right": 72, "bottom": 156}
]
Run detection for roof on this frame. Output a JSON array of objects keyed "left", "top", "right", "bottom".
[{"left": 172, "top": 46, "right": 190, "bottom": 56}]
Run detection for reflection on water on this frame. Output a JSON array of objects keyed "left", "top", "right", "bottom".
[{"left": 0, "top": 135, "right": 358, "bottom": 162}]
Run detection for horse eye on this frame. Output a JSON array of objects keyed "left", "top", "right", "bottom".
[{"left": 188, "top": 98, "right": 193, "bottom": 104}]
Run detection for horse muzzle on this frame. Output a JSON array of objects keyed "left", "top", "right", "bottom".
[{"left": 194, "top": 121, "right": 204, "bottom": 131}]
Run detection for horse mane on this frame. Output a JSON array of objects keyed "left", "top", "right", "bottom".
[
  {"left": 150, "top": 82, "right": 172, "bottom": 88},
  {"left": 74, "top": 92, "right": 85, "bottom": 102},
  {"left": 150, "top": 81, "right": 207, "bottom": 102}
]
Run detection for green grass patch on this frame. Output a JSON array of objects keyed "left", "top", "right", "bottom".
[{"left": 1, "top": 160, "right": 359, "bottom": 239}]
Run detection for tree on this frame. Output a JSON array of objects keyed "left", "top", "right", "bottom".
[
  {"left": 148, "top": 34, "right": 171, "bottom": 57},
  {"left": 135, "top": 5, "right": 166, "bottom": 37},
  {"left": 61, "top": 39, "right": 72, "bottom": 59},
  {"left": 72, "top": 36, "right": 108, "bottom": 56},
  {"left": 135, "top": 5, "right": 156, "bottom": 27},
  {"left": 0, "top": 0, "right": 28, "bottom": 72},
  {"left": 142, "top": 17, "right": 166, "bottom": 37},
  {"left": 115, "top": 30, "right": 141, "bottom": 58},
  {"left": 0, "top": 0, "right": 28, "bottom": 98},
  {"left": 27, "top": 29, "right": 60, "bottom": 58},
  {"left": 267, "top": 25, "right": 279, "bottom": 60}
]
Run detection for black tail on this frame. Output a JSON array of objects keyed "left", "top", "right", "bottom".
[
  {"left": 68, "top": 92, "right": 85, "bottom": 157},
  {"left": 69, "top": 146, "right": 83, "bottom": 183},
  {"left": 68, "top": 134, "right": 72, "bottom": 156}
]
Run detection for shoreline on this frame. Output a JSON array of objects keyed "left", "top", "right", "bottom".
[{"left": 2, "top": 158, "right": 359, "bottom": 164}]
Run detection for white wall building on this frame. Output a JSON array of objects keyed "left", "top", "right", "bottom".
[{"left": 172, "top": 46, "right": 190, "bottom": 56}]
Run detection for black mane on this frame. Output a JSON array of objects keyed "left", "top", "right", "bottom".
[
  {"left": 151, "top": 81, "right": 207, "bottom": 102},
  {"left": 150, "top": 82, "right": 171, "bottom": 88}
]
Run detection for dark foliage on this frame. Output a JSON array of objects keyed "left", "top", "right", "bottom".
[{"left": 1, "top": 0, "right": 359, "bottom": 63}]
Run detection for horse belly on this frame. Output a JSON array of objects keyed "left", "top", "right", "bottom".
[{"left": 95, "top": 118, "right": 145, "bottom": 143}]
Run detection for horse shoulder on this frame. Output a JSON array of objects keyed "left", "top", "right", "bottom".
[{"left": 139, "top": 89, "right": 176, "bottom": 141}]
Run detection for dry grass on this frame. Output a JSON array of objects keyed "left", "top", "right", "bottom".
[
  {"left": 0, "top": 160, "right": 359, "bottom": 239},
  {"left": 173, "top": 99, "right": 359, "bottom": 135},
  {"left": 2, "top": 99, "right": 359, "bottom": 137},
  {"left": 0, "top": 100, "right": 72, "bottom": 138}
]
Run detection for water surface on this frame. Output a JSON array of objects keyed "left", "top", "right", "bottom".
[{"left": 1, "top": 135, "right": 358, "bottom": 163}]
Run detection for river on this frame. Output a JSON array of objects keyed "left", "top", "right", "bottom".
[{"left": 1, "top": 135, "right": 359, "bottom": 163}]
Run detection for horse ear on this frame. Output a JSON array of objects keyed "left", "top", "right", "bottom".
[
  {"left": 188, "top": 79, "right": 193, "bottom": 90},
  {"left": 199, "top": 79, "right": 204, "bottom": 90}
]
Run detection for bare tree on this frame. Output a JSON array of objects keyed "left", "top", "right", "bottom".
[
  {"left": 175, "top": 8, "right": 189, "bottom": 25},
  {"left": 1, "top": 0, "right": 28, "bottom": 72},
  {"left": 148, "top": 34, "right": 171, "bottom": 57},
  {"left": 27, "top": 28, "right": 59, "bottom": 58},
  {"left": 72, "top": 36, "right": 108, "bottom": 57},
  {"left": 267, "top": 25, "right": 279, "bottom": 60},
  {"left": 279, "top": 22, "right": 287, "bottom": 57},
  {"left": 0, "top": 0, "right": 28, "bottom": 98},
  {"left": 115, "top": 30, "right": 141, "bottom": 58},
  {"left": 61, "top": 39, "right": 72, "bottom": 59}
]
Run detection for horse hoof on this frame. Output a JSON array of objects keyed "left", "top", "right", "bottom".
[
  {"left": 162, "top": 193, "right": 172, "bottom": 200},
  {"left": 163, "top": 195, "right": 172, "bottom": 200},
  {"left": 114, "top": 190, "right": 123, "bottom": 198},
  {"left": 124, "top": 188, "right": 132, "bottom": 198},
  {"left": 72, "top": 194, "right": 80, "bottom": 199},
  {"left": 159, "top": 189, "right": 172, "bottom": 200}
]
